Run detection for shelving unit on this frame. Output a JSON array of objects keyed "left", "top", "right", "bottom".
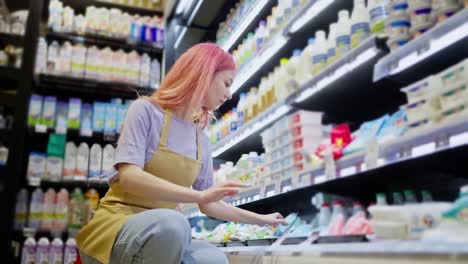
[
  {"left": 0, "top": 32, "right": 24, "bottom": 46},
  {"left": 59, "top": 0, "right": 164, "bottom": 17}
]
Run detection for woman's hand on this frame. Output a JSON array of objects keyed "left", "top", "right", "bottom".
[
  {"left": 197, "top": 181, "right": 251, "bottom": 204},
  {"left": 256, "top": 212, "right": 288, "bottom": 226}
]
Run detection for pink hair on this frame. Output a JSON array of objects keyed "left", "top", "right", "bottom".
[{"left": 148, "top": 42, "right": 236, "bottom": 127}]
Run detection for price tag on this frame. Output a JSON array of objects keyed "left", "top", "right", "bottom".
[
  {"left": 340, "top": 166, "right": 357, "bottom": 177},
  {"left": 411, "top": 142, "right": 436, "bottom": 158},
  {"left": 377, "top": 158, "right": 385, "bottom": 166},
  {"left": 314, "top": 174, "right": 326, "bottom": 184},
  {"left": 34, "top": 124, "right": 47, "bottom": 133},
  {"left": 253, "top": 194, "right": 260, "bottom": 201},
  {"left": 80, "top": 128, "right": 93, "bottom": 137},
  {"left": 28, "top": 177, "right": 41, "bottom": 187},
  {"left": 55, "top": 127, "right": 67, "bottom": 135},
  {"left": 449, "top": 132, "right": 468, "bottom": 148},
  {"left": 281, "top": 185, "right": 292, "bottom": 193}
]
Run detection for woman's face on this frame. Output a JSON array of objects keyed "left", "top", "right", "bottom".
[{"left": 203, "top": 70, "right": 235, "bottom": 111}]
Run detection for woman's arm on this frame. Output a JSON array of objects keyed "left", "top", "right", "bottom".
[
  {"left": 118, "top": 163, "right": 248, "bottom": 204},
  {"left": 198, "top": 200, "right": 287, "bottom": 226}
]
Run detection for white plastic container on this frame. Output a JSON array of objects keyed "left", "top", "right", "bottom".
[
  {"left": 368, "top": 0, "right": 390, "bottom": 37},
  {"left": 14, "top": 189, "right": 29, "bottom": 231},
  {"left": 49, "top": 238, "right": 64, "bottom": 264},
  {"left": 297, "top": 38, "right": 315, "bottom": 84},
  {"left": 63, "top": 142, "right": 77, "bottom": 179},
  {"left": 41, "top": 188, "right": 56, "bottom": 230},
  {"left": 335, "top": 10, "right": 351, "bottom": 58},
  {"left": 35, "top": 237, "right": 50, "bottom": 264},
  {"left": 401, "top": 98, "right": 429, "bottom": 123},
  {"left": 76, "top": 142, "right": 90, "bottom": 179},
  {"left": 312, "top": 30, "right": 328, "bottom": 75},
  {"left": 327, "top": 23, "right": 338, "bottom": 65},
  {"left": 350, "top": 0, "right": 371, "bottom": 48},
  {"left": 54, "top": 188, "right": 69, "bottom": 231},
  {"left": 89, "top": 144, "right": 103, "bottom": 178},
  {"left": 29, "top": 188, "right": 44, "bottom": 229},
  {"left": 21, "top": 237, "right": 37, "bottom": 264},
  {"left": 64, "top": 238, "right": 78, "bottom": 264},
  {"left": 102, "top": 144, "right": 116, "bottom": 173}
]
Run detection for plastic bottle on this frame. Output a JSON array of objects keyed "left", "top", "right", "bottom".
[
  {"left": 89, "top": 144, "right": 103, "bottom": 178},
  {"left": 49, "top": 237, "right": 64, "bottom": 264},
  {"left": 54, "top": 188, "right": 69, "bottom": 231},
  {"left": 376, "top": 192, "right": 387, "bottom": 205},
  {"left": 352, "top": 201, "right": 365, "bottom": 215},
  {"left": 441, "top": 185, "right": 468, "bottom": 222},
  {"left": 63, "top": 238, "right": 78, "bottom": 264},
  {"left": 392, "top": 192, "right": 405, "bottom": 205},
  {"left": 318, "top": 202, "right": 332, "bottom": 230},
  {"left": 350, "top": 0, "right": 371, "bottom": 48},
  {"left": 35, "top": 237, "right": 50, "bottom": 264},
  {"left": 312, "top": 30, "right": 328, "bottom": 75},
  {"left": 14, "top": 189, "right": 29, "bottom": 231},
  {"left": 150, "top": 59, "right": 161, "bottom": 89},
  {"left": 85, "top": 188, "right": 100, "bottom": 223},
  {"left": 256, "top": 20, "right": 267, "bottom": 52},
  {"left": 368, "top": 0, "right": 390, "bottom": 37},
  {"left": 404, "top": 190, "right": 418, "bottom": 204},
  {"left": 47, "top": 41, "right": 60, "bottom": 74},
  {"left": 332, "top": 201, "right": 347, "bottom": 219},
  {"left": 285, "top": 49, "right": 301, "bottom": 95},
  {"left": 421, "top": 190, "right": 433, "bottom": 202},
  {"left": 139, "top": 53, "right": 151, "bottom": 87},
  {"left": 237, "top": 93, "right": 247, "bottom": 127},
  {"left": 21, "top": 237, "right": 37, "bottom": 264},
  {"left": 68, "top": 188, "right": 86, "bottom": 230},
  {"left": 29, "top": 188, "right": 44, "bottom": 229},
  {"left": 48, "top": 0, "right": 63, "bottom": 32},
  {"left": 335, "top": 10, "right": 351, "bottom": 58},
  {"left": 41, "top": 188, "right": 57, "bottom": 231},
  {"left": 275, "top": 58, "right": 290, "bottom": 100},
  {"left": 327, "top": 23, "right": 338, "bottom": 65},
  {"left": 35, "top": 38, "right": 48, "bottom": 74},
  {"left": 63, "top": 142, "right": 77, "bottom": 179},
  {"left": 76, "top": 143, "right": 90, "bottom": 180},
  {"left": 297, "top": 38, "right": 315, "bottom": 84}
]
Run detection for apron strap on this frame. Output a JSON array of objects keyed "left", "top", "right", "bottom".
[
  {"left": 196, "top": 124, "right": 202, "bottom": 162},
  {"left": 159, "top": 108, "right": 172, "bottom": 149}
]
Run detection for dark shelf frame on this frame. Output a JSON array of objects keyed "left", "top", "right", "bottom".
[{"left": 0, "top": 32, "right": 24, "bottom": 46}]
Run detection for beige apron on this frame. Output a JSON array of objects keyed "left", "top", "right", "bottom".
[{"left": 76, "top": 109, "right": 203, "bottom": 264}]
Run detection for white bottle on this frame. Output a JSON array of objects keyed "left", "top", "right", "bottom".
[
  {"left": 368, "top": 0, "right": 390, "bottom": 37},
  {"left": 319, "top": 202, "right": 332, "bottom": 227},
  {"left": 75, "top": 142, "right": 90, "bottom": 180},
  {"left": 89, "top": 144, "right": 103, "bottom": 178},
  {"left": 139, "top": 53, "right": 151, "bottom": 87},
  {"left": 54, "top": 188, "right": 69, "bottom": 231},
  {"left": 14, "top": 189, "right": 29, "bottom": 230},
  {"left": 286, "top": 49, "right": 301, "bottom": 94},
  {"left": 35, "top": 237, "right": 50, "bottom": 264},
  {"left": 102, "top": 144, "right": 115, "bottom": 173},
  {"left": 41, "top": 188, "right": 56, "bottom": 231},
  {"left": 332, "top": 201, "right": 347, "bottom": 219},
  {"left": 296, "top": 38, "right": 315, "bottom": 84},
  {"left": 312, "top": 30, "right": 328, "bottom": 75},
  {"left": 63, "top": 142, "right": 77, "bottom": 179},
  {"left": 21, "top": 237, "right": 37, "bottom": 264},
  {"left": 256, "top": 20, "right": 267, "bottom": 52},
  {"left": 327, "top": 23, "right": 338, "bottom": 65},
  {"left": 35, "top": 38, "right": 48, "bottom": 74},
  {"left": 85, "top": 46, "right": 99, "bottom": 80},
  {"left": 335, "top": 10, "right": 351, "bottom": 58},
  {"left": 63, "top": 238, "right": 78, "bottom": 264},
  {"left": 237, "top": 93, "right": 247, "bottom": 127},
  {"left": 58, "top": 41, "right": 73, "bottom": 75},
  {"left": 47, "top": 41, "right": 60, "bottom": 74},
  {"left": 350, "top": 0, "right": 371, "bottom": 48},
  {"left": 29, "top": 188, "right": 44, "bottom": 229},
  {"left": 49, "top": 238, "right": 64, "bottom": 264},
  {"left": 150, "top": 59, "right": 161, "bottom": 89},
  {"left": 48, "top": 0, "right": 63, "bottom": 32}
]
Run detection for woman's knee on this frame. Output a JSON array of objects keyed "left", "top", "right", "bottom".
[{"left": 147, "top": 209, "right": 191, "bottom": 241}]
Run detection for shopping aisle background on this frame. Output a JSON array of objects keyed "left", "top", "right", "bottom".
[{"left": 1, "top": 0, "right": 468, "bottom": 263}]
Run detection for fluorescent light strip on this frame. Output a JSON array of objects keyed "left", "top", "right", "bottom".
[
  {"left": 230, "top": 36, "right": 288, "bottom": 94},
  {"left": 390, "top": 22, "right": 468, "bottom": 75},
  {"left": 174, "top": 26, "right": 187, "bottom": 49},
  {"left": 289, "top": 0, "right": 334, "bottom": 33},
  {"left": 212, "top": 104, "right": 292, "bottom": 157},
  {"left": 187, "top": 0, "right": 203, "bottom": 26},
  {"left": 221, "top": 0, "right": 270, "bottom": 51},
  {"left": 295, "top": 47, "right": 377, "bottom": 103}
]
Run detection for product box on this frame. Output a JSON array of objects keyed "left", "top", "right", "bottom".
[
  {"left": 116, "top": 104, "right": 128, "bottom": 133},
  {"left": 67, "top": 98, "right": 82, "bottom": 129},
  {"left": 92, "top": 102, "right": 106, "bottom": 132},
  {"left": 80, "top": 103, "right": 93, "bottom": 135},
  {"left": 28, "top": 94, "right": 43, "bottom": 126},
  {"left": 40, "top": 96, "right": 57, "bottom": 128},
  {"left": 104, "top": 104, "right": 118, "bottom": 133},
  {"left": 55, "top": 101, "right": 68, "bottom": 133}
]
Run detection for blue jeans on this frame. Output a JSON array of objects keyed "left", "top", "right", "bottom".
[{"left": 80, "top": 209, "right": 228, "bottom": 264}]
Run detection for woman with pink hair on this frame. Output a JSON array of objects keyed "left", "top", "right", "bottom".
[{"left": 76, "top": 43, "right": 286, "bottom": 264}]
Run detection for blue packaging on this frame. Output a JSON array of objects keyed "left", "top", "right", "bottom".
[
  {"left": 28, "top": 94, "right": 43, "bottom": 126},
  {"left": 116, "top": 104, "right": 128, "bottom": 134},
  {"left": 67, "top": 98, "right": 82, "bottom": 129},
  {"left": 92, "top": 102, "right": 106, "bottom": 132},
  {"left": 80, "top": 103, "right": 93, "bottom": 133},
  {"left": 104, "top": 104, "right": 118, "bottom": 133},
  {"left": 377, "top": 109, "right": 408, "bottom": 142},
  {"left": 41, "top": 96, "right": 57, "bottom": 128},
  {"left": 56, "top": 101, "right": 68, "bottom": 132},
  {"left": 344, "top": 115, "right": 389, "bottom": 155}
]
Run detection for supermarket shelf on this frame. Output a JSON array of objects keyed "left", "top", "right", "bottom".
[
  {"left": 60, "top": 0, "right": 163, "bottom": 16},
  {"left": 0, "top": 66, "right": 21, "bottom": 81},
  {"left": 36, "top": 74, "right": 155, "bottom": 99},
  {"left": 229, "top": 34, "right": 289, "bottom": 95},
  {"left": 291, "top": 36, "right": 387, "bottom": 107},
  {"left": 29, "top": 126, "right": 119, "bottom": 146},
  {"left": 374, "top": 8, "right": 468, "bottom": 82},
  {"left": 28, "top": 178, "right": 108, "bottom": 189},
  {"left": 220, "top": 0, "right": 271, "bottom": 52},
  {"left": 46, "top": 31, "right": 163, "bottom": 56},
  {"left": 284, "top": 0, "right": 346, "bottom": 35},
  {"left": 222, "top": 241, "right": 468, "bottom": 259},
  {"left": 0, "top": 32, "right": 24, "bottom": 46},
  {"left": 212, "top": 100, "right": 293, "bottom": 159},
  {"left": 218, "top": 117, "right": 468, "bottom": 215}
]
